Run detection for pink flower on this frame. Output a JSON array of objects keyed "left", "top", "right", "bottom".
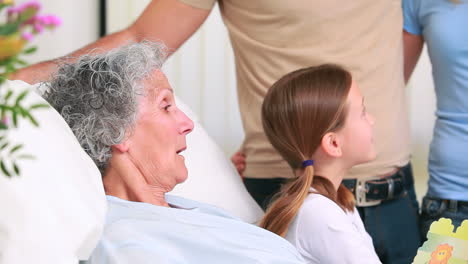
[
  {"left": 22, "top": 15, "right": 61, "bottom": 32},
  {"left": 7, "top": 7, "right": 18, "bottom": 16},
  {"left": 41, "top": 15, "right": 61, "bottom": 26},
  {"left": 7, "top": 1, "right": 42, "bottom": 26},
  {"left": 22, "top": 16, "right": 36, "bottom": 25},
  {"left": 16, "top": 0, "right": 41, "bottom": 13},
  {"left": 33, "top": 23, "right": 43, "bottom": 33},
  {"left": 1, "top": 117, "right": 10, "bottom": 127},
  {"left": 21, "top": 32, "right": 34, "bottom": 41}
]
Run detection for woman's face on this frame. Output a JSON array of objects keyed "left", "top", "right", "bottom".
[
  {"left": 337, "top": 81, "right": 376, "bottom": 166},
  {"left": 126, "top": 71, "right": 194, "bottom": 192}
]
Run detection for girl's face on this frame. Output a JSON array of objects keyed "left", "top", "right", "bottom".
[{"left": 337, "top": 81, "right": 376, "bottom": 166}]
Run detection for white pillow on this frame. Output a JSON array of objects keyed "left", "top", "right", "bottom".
[
  {"left": 170, "top": 97, "right": 264, "bottom": 223},
  {"left": 0, "top": 80, "right": 107, "bottom": 264}
]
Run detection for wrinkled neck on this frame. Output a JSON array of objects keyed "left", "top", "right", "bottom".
[{"left": 102, "top": 153, "right": 169, "bottom": 207}]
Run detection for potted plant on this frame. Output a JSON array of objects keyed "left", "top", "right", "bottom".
[{"left": 0, "top": 0, "right": 60, "bottom": 177}]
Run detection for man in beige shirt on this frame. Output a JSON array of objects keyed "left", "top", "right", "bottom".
[{"left": 13, "top": 0, "right": 420, "bottom": 263}]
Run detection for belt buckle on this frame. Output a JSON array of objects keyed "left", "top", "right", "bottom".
[{"left": 355, "top": 178, "right": 381, "bottom": 207}]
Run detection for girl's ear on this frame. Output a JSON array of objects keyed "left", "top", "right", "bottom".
[{"left": 321, "top": 132, "right": 342, "bottom": 158}]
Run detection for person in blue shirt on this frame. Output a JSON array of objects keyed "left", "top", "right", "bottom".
[
  {"left": 403, "top": 0, "right": 468, "bottom": 238},
  {"left": 42, "top": 41, "right": 305, "bottom": 264}
]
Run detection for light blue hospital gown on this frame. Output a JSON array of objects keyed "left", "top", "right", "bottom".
[{"left": 86, "top": 195, "right": 305, "bottom": 264}]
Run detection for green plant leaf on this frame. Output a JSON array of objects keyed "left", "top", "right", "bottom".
[
  {"left": 0, "top": 105, "right": 14, "bottom": 111},
  {"left": 0, "top": 23, "right": 19, "bottom": 36},
  {"left": 14, "top": 90, "right": 29, "bottom": 105},
  {"left": 0, "top": 105, "right": 15, "bottom": 121},
  {"left": 0, "top": 4, "right": 11, "bottom": 12},
  {"left": 4, "top": 90, "right": 13, "bottom": 102},
  {"left": 9, "top": 144, "right": 23, "bottom": 155},
  {"left": 12, "top": 111, "right": 17, "bottom": 127},
  {"left": 16, "top": 59, "right": 28, "bottom": 66},
  {"left": 0, "top": 123, "right": 7, "bottom": 130},
  {"left": 0, "top": 57, "right": 14, "bottom": 66},
  {"left": 20, "top": 107, "right": 43, "bottom": 127},
  {"left": 23, "top": 111, "right": 38, "bottom": 126},
  {"left": 28, "top": 103, "right": 49, "bottom": 110},
  {"left": 5, "top": 63, "right": 16, "bottom": 73},
  {"left": 18, "top": 106, "right": 28, "bottom": 117},
  {"left": 18, "top": 8, "right": 38, "bottom": 23},
  {"left": 13, "top": 162, "right": 19, "bottom": 175},
  {"left": 0, "top": 160, "right": 11, "bottom": 177},
  {"left": 0, "top": 141, "right": 9, "bottom": 150},
  {"left": 17, "top": 154, "right": 34, "bottom": 160},
  {"left": 23, "top": 47, "right": 37, "bottom": 54}
]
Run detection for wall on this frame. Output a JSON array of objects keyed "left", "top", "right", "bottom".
[{"left": 408, "top": 48, "right": 436, "bottom": 201}]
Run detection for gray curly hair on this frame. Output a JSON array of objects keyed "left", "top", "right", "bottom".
[{"left": 43, "top": 41, "right": 168, "bottom": 172}]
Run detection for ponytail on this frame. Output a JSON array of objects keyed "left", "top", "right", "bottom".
[
  {"left": 259, "top": 165, "right": 314, "bottom": 237},
  {"left": 259, "top": 166, "right": 355, "bottom": 237},
  {"left": 337, "top": 184, "right": 355, "bottom": 210}
]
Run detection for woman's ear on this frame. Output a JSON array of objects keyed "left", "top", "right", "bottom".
[
  {"left": 321, "top": 132, "right": 342, "bottom": 158},
  {"left": 112, "top": 141, "right": 130, "bottom": 153}
]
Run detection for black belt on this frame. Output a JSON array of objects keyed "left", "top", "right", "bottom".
[
  {"left": 425, "top": 197, "right": 468, "bottom": 213},
  {"left": 342, "top": 164, "right": 413, "bottom": 207},
  {"left": 442, "top": 199, "right": 468, "bottom": 208}
]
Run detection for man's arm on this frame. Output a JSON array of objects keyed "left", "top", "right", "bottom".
[
  {"left": 11, "top": 0, "right": 211, "bottom": 84},
  {"left": 403, "top": 30, "right": 424, "bottom": 84}
]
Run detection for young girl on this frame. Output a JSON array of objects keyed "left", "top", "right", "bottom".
[{"left": 260, "top": 64, "right": 381, "bottom": 263}]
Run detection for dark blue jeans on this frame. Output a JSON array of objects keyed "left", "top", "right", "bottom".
[
  {"left": 243, "top": 177, "right": 287, "bottom": 211},
  {"left": 420, "top": 195, "right": 468, "bottom": 241},
  {"left": 355, "top": 164, "right": 421, "bottom": 264}
]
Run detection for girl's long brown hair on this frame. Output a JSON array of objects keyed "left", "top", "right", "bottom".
[{"left": 259, "top": 64, "right": 355, "bottom": 237}]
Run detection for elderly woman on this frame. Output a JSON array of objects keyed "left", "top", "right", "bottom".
[{"left": 42, "top": 42, "right": 304, "bottom": 264}]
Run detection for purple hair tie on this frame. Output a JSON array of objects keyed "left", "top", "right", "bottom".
[{"left": 302, "top": 160, "right": 314, "bottom": 168}]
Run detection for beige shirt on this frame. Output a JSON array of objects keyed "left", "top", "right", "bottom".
[{"left": 179, "top": 0, "right": 411, "bottom": 179}]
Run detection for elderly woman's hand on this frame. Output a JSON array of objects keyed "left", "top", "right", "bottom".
[{"left": 230, "top": 150, "right": 246, "bottom": 178}]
